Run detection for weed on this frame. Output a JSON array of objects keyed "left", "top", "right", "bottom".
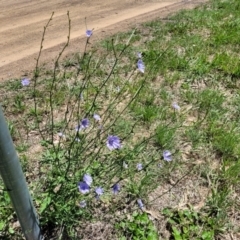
[
  {"left": 1, "top": 0, "right": 240, "bottom": 238},
  {"left": 116, "top": 212, "right": 158, "bottom": 240}
]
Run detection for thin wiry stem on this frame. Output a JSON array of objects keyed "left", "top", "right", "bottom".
[
  {"left": 33, "top": 12, "right": 54, "bottom": 140},
  {"left": 49, "top": 11, "right": 71, "bottom": 151}
]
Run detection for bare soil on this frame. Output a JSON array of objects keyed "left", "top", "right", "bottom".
[{"left": 0, "top": 0, "right": 207, "bottom": 81}]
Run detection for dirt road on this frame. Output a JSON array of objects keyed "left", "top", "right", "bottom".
[{"left": 0, "top": 0, "right": 206, "bottom": 81}]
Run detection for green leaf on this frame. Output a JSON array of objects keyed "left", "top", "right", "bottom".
[
  {"left": 172, "top": 226, "right": 183, "bottom": 240},
  {"left": 147, "top": 231, "right": 159, "bottom": 240},
  {"left": 0, "top": 221, "right": 5, "bottom": 231},
  {"left": 201, "top": 231, "right": 214, "bottom": 240},
  {"left": 119, "top": 237, "right": 127, "bottom": 240},
  {"left": 8, "top": 227, "right": 14, "bottom": 234},
  {"left": 40, "top": 196, "right": 51, "bottom": 214},
  {"left": 138, "top": 213, "right": 149, "bottom": 224}
]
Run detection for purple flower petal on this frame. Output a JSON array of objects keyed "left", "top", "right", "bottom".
[
  {"left": 106, "top": 135, "right": 121, "bottom": 151},
  {"left": 137, "top": 199, "right": 144, "bottom": 209},
  {"left": 137, "top": 163, "right": 143, "bottom": 171},
  {"left": 137, "top": 59, "right": 145, "bottom": 73},
  {"left": 58, "top": 132, "right": 65, "bottom": 138},
  {"left": 112, "top": 184, "right": 120, "bottom": 194},
  {"left": 76, "top": 118, "right": 90, "bottom": 131},
  {"left": 83, "top": 174, "right": 93, "bottom": 186},
  {"left": 21, "top": 78, "right": 30, "bottom": 86},
  {"left": 81, "top": 118, "right": 89, "bottom": 128},
  {"left": 78, "top": 182, "right": 90, "bottom": 194},
  {"left": 93, "top": 113, "right": 101, "bottom": 121},
  {"left": 163, "top": 150, "right": 172, "bottom": 162},
  {"left": 86, "top": 30, "right": 93, "bottom": 37},
  {"left": 95, "top": 187, "right": 104, "bottom": 196},
  {"left": 172, "top": 102, "right": 180, "bottom": 111}
]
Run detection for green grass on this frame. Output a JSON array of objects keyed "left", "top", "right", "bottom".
[{"left": 1, "top": 0, "right": 240, "bottom": 239}]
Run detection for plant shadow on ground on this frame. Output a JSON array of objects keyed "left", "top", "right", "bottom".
[{"left": 1, "top": 0, "right": 240, "bottom": 239}]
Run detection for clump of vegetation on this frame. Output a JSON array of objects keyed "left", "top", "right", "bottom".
[{"left": 1, "top": 0, "right": 240, "bottom": 239}]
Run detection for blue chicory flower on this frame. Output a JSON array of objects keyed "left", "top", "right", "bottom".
[
  {"left": 81, "top": 118, "right": 89, "bottom": 128},
  {"left": 172, "top": 102, "right": 180, "bottom": 111},
  {"left": 78, "top": 182, "right": 90, "bottom": 194},
  {"left": 137, "top": 59, "right": 145, "bottom": 73},
  {"left": 107, "top": 135, "right": 121, "bottom": 150},
  {"left": 95, "top": 187, "right": 104, "bottom": 197},
  {"left": 21, "top": 78, "right": 30, "bottom": 86},
  {"left": 86, "top": 30, "right": 93, "bottom": 37},
  {"left": 76, "top": 118, "right": 90, "bottom": 131},
  {"left": 93, "top": 113, "right": 101, "bottom": 121},
  {"left": 83, "top": 174, "right": 93, "bottom": 186},
  {"left": 137, "top": 199, "right": 144, "bottom": 209},
  {"left": 112, "top": 184, "right": 120, "bottom": 194},
  {"left": 163, "top": 150, "right": 172, "bottom": 162},
  {"left": 137, "top": 163, "right": 143, "bottom": 171},
  {"left": 58, "top": 132, "right": 65, "bottom": 138}
]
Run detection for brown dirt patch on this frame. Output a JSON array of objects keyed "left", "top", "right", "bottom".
[{"left": 0, "top": 0, "right": 207, "bottom": 81}]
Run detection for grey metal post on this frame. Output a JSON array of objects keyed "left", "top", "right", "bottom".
[{"left": 0, "top": 105, "right": 41, "bottom": 239}]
